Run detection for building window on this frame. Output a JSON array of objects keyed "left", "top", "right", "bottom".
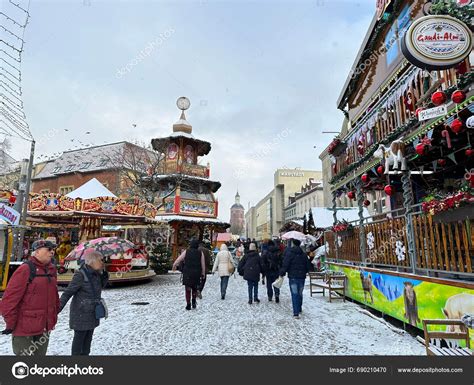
[
  {"left": 52, "top": 166, "right": 61, "bottom": 173},
  {"left": 40, "top": 189, "right": 50, "bottom": 194},
  {"left": 97, "top": 158, "right": 108, "bottom": 167},
  {"left": 59, "top": 185, "right": 74, "bottom": 195},
  {"left": 80, "top": 162, "right": 92, "bottom": 170},
  {"left": 64, "top": 164, "right": 74, "bottom": 173}
]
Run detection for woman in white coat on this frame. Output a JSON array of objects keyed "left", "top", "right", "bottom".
[{"left": 212, "top": 244, "right": 233, "bottom": 300}]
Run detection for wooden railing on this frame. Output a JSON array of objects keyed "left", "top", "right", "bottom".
[{"left": 325, "top": 206, "right": 473, "bottom": 274}]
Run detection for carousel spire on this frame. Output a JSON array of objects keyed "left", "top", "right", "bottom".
[{"left": 173, "top": 96, "right": 192, "bottom": 134}]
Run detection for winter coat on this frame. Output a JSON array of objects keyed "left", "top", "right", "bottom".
[
  {"left": 261, "top": 245, "right": 282, "bottom": 275},
  {"left": 238, "top": 251, "right": 262, "bottom": 282},
  {"left": 279, "top": 246, "right": 311, "bottom": 279},
  {"left": 0, "top": 257, "right": 59, "bottom": 337},
  {"left": 59, "top": 265, "right": 109, "bottom": 331},
  {"left": 172, "top": 247, "right": 205, "bottom": 289},
  {"left": 212, "top": 245, "right": 233, "bottom": 277}
]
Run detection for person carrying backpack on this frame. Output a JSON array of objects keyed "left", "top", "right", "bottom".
[
  {"left": 0, "top": 239, "right": 59, "bottom": 356},
  {"left": 261, "top": 240, "right": 282, "bottom": 303},
  {"left": 238, "top": 243, "right": 262, "bottom": 304}
]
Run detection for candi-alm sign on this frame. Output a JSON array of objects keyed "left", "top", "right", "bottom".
[
  {"left": 376, "top": 0, "right": 392, "bottom": 20},
  {"left": 0, "top": 203, "right": 20, "bottom": 225},
  {"left": 401, "top": 15, "right": 473, "bottom": 70}
]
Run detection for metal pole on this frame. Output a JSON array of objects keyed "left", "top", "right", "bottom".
[
  {"left": 355, "top": 178, "right": 367, "bottom": 265},
  {"left": 332, "top": 191, "right": 339, "bottom": 260},
  {"left": 401, "top": 170, "right": 417, "bottom": 274},
  {"left": 15, "top": 140, "right": 35, "bottom": 260}
]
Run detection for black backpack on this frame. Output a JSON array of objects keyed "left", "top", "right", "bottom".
[{"left": 24, "top": 260, "right": 52, "bottom": 283}]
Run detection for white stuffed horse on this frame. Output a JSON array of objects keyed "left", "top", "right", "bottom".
[{"left": 373, "top": 139, "right": 407, "bottom": 174}]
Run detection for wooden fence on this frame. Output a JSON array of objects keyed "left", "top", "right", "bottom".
[{"left": 325, "top": 210, "right": 473, "bottom": 274}]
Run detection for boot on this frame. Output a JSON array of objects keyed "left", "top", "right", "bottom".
[
  {"left": 185, "top": 303, "right": 191, "bottom": 310},
  {"left": 221, "top": 294, "right": 225, "bottom": 300},
  {"left": 275, "top": 296, "right": 280, "bottom": 303},
  {"left": 254, "top": 298, "right": 260, "bottom": 303},
  {"left": 192, "top": 299, "right": 197, "bottom": 309},
  {"left": 268, "top": 297, "right": 273, "bottom": 302},
  {"left": 248, "top": 299, "right": 252, "bottom": 304}
]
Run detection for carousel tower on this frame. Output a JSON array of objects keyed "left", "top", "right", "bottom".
[{"left": 146, "top": 97, "right": 229, "bottom": 258}]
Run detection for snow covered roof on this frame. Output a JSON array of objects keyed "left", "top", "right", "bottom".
[
  {"left": 145, "top": 174, "right": 222, "bottom": 193},
  {"left": 155, "top": 214, "right": 229, "bottom": 227},
  {"left": 151, "top": 136, "right": 211, "bottom": 156},
  {"left": 33, "top": 142, "right": 154, "bottom": 180},
  {"left": 306, "top": 207, "right": 370, "bottom": 229},
  {"left": 66, "top": 178, "right": 117, "bottom": 199}
]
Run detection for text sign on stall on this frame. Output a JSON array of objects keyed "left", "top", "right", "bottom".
[
  {"left": 0, "top": 203, "right": 20, "bottom": 225},
  {"left": 418, "top": 105, "right": 447, "bottom": 121}
]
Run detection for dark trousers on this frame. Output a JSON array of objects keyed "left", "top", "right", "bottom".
[
  {"left": 247, "top": 280, "right": 259, "bottom": 300},
  {"left": 265, "top": 271, "right": 280, "bottom": 299},
  {"left": 185, "top": 286, "right": 197, "bottom": 303},
  {"left": 12, "top": 332, "right": 50, "bottom": 356},
  {"left": 220, "top": 276, "right": 230, "bottom": 297},
  {"left": 72, "top": 329, "right": 94, "bottom": 356}
]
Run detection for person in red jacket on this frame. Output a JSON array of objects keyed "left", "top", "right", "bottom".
[{"left": 0, "top": 239, "right": 59, "bottom": 356}]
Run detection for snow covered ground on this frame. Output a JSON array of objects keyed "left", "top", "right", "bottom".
[{"left": 0, "top": 273, "right": 425, "bottom": 355}]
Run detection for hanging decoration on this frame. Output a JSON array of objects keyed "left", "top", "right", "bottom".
[
  {"left": 361, "top": 174, "right": 370, "bottom": 183},
  {"left": 395, "top": 240, "right": 406, "bottom": 262},
  {"left": 377, "top": 165, "right": 384, "bottom": 175},
  {"left": 363, "top": 199, "right": 371, "bottom": 207},
  {"left": 466, "top": 148, "right": 474, "bottom": 157},
  {"left": 384, "top": 185, "right": 394, "bottom": 196},
  {"left": 431, "top": 91, "right": 447, "bottom": 106},
  {"left": 451, "top": 90, "right": 466, "bottom": 104},
  {"left": 366, "top": 232, "right": 375, "bottom": 250},
  {"left": 441, "top": 128, "right": 452, "bottom": 148},
  {"left": 437, "top": 159, "right": 447, "bottom": 167},
  {"left": 450, "top": 118, "right": 464, "bottom": 134},
  {"left": 415, "top": 143, "right": 426, "bottom": 155},
  {"left": 347, "top": 191, "right": 355, "bottom": 200},
  {"left": 337, "top": 236, "right": 343, "bottom": 248}
]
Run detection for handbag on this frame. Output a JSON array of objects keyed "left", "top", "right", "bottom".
[
  {"left": 227, "top": 252, "right": 235, "bottom": 274},
  {"left": 273, "top": 276, "right": 284, "bottom": 289},
  {"left": 83, "top": 267, "right": 108, "bottom": 320}
]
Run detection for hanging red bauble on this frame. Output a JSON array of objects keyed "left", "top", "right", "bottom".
[
  {"left": 384, "top": 185, "right": 394, "bottom": 196},
  {"left": 451, "top": 90, "right": 466, "bottom": 104},
  {"left": 8, "top": 195, "right": 16, "bottom": 204},
  {"left": 347, "top": 191, "right": 355, "bottom": 200},
  {"left": 363, "top": 200, "right": 370, "bottom": 207},
  {"left": 450, "top": 118, "right": 463, "bottom": 134},
  {"left": 431, "top": 91, "right": 446, "bottom": 106},
  {"left": 377, "top": 165, "right": 384, "bottom": 175},
  {"left": 437, "top": 159, "right": 447, "bottom": 167},
  {"left": 415, "top": 143, "right": 426, "bottom": 155},
  {"left": 361, "top": 174, "right": 370, "bottom": 183},
  {"left": 466, "top": 148, "right": 474, "bottom": 157}
]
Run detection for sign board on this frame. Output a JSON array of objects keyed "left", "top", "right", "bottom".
[
  {"left": 0, "top": 203, "right": 20, "bottom": 225},
  {"left": 280, "top": 172, "right": 305, "bottom": 177},
  {"left": 402, "top": 15, "right": 473, "bottom": 70},
  {"left": 418, "top": 105, "right": 447, "bottom": 121}
]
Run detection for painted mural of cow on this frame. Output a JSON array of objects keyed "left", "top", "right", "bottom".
[
  {"left": 440, "top": 293, "right": 474, "bottom": 348},
  {"left": 373, "top": 139, "right": 407, "bottom": 174}
]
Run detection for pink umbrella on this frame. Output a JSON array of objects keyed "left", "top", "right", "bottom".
[{"left": 65, "top": 237, "right": 136, "bottom": 261}]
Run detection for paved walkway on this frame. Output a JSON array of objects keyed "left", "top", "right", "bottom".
[{"left": 0, "top": 273, "right": 425, "bottom": 355}]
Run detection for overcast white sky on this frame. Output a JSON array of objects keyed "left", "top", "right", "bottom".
[{"left": 6, "top": 0, "right": 374, "bottom": 222}]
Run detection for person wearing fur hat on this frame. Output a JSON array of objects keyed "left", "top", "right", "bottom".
[
  {"left": 238, "top": 243, "right": 263, "bottom": 304},
  {"left": 173, "top": 239, "right": 206, "bottom": 310}
]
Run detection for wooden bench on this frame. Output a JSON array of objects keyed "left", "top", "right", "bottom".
[
  {"left": 422, "top": 319, "right": 472, "bottom": 356},
  {"left": 309, "top": 271, "right": 346, "bottom": 303}
]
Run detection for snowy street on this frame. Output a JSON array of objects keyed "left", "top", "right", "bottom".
[{"left": 0, "top": 273, "right": 425, "bottom": 355}]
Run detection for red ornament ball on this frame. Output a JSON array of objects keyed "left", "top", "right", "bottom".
[
  {"left": 437, "top": 159, "right": 447, "bottom": 167},
  {"left": 8, "top": 195, "right": 16, "bottom": 204},
  {"left": 361, "top": 173, "right": 370, "bottom": 183},
  {"left": 431, "top": 91, "right": 446, "bottom": 106},
  {"left": 450, "top": 118, "right": 463, "bottom": 134},
  {"left": 384, "top": 185, "right": 394, "bottom": 196},
  {"left": 347, "top": 191, "right": 355, "bottom": 200},
  {"left": 363, "top": 200, "right": 370, "bottom": 207},
  {"left": 451, "top": 90, "right": 466, "bottom": 104},
  {"left": 377, "top": 165, "right": 384, "bottom": 175},
  {"left": 466, "top": 148, "right": 474, "bottom": 157},
  {"left": 415, "top": 143, "right": 426, "bottom": 155}
]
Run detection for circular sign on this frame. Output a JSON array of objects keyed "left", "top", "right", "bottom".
[{"left": 401, "top": 15, "right": 472, "bottom": 70}]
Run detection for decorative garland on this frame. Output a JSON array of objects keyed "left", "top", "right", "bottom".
[
  {"left": 421, "top": 190, "right": 474, "bottom": 215},
  {"left": 330, "top": 71, "right": 474, "bottom": 186}
]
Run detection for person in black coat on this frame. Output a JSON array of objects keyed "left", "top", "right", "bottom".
[
  {"left": 238, "top": 243, "right": 262, "bottom": 304},
  {"left": 261, "top": 240, "right": 282, "bottom": 302},
  {"left": 59, "top": 251, "right": 109, "bottom": 355},
  {"left": 173, "top": 239, "right": 206, "bottom": 310},
  {"left": 279, "top": 239, "right": 311, "bottom": 318}
]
